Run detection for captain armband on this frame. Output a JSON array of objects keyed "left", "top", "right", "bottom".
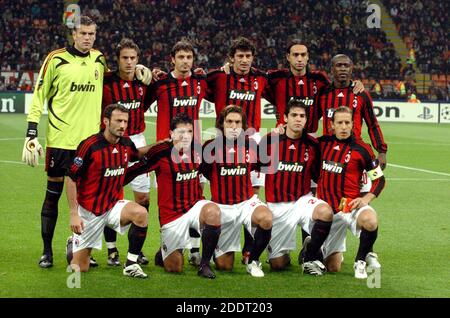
[{"left": 367, "top": 165, "right": 383, "bottom": 181}]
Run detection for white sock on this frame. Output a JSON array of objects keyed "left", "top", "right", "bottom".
[
  {"left": 190, "top": 237, "right": 201, "bottom": 249},
  {"left": 127, "top": 252, "right": 138, "bottom": 263},
  {"left": 106, "top": 242, "right": 117, "bottom": 249}
]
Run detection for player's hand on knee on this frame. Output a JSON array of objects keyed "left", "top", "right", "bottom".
[
  {"left": 135, "top": 64, "right": 153, "bottom": 85},
  {"left": 22, "top": 137, "right": 44, "bottom": 167}
]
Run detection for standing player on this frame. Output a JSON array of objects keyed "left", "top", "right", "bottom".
[
  {"left": 101, "top": 38, "right": 152, "bottom": 266},
  {"left": 315, "top": 54, "right": 388, "bottom": 171},
  {"left": 23, "top": 16, "right": 106, "bottom": 268},
  {"left": 201, "top": 105, "right": 273, "bottom": 277},
  {"left": 262, "top": 99, "right": 333, "bottom": 275},
  {"left": 317, "top": 106, "right": 385, "bottom": 279},
  {"left": 206, "top": 37, "right": 271, "bottom": 263},
  {"left": 66, "top": 104, "right": 151, "bottom": 278},
  {"left": 147, "top": 41, "right": 208, "bottom": 266},
  {"left": 124, "top": 114, "right": 221, "bottom": 279}
]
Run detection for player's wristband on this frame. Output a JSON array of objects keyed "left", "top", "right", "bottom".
[{"left": 26, "top": 122, "right": 38, "bottom": 138}]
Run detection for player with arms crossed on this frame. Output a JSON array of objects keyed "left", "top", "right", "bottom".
[
  {"left": 66, "top": 104, "right": 153, "bottom": 278},
  {"left": 262, "top": 99, "right": 333, "bottom": 275},
  {"left": 317, "top": 106, "right": 385, "bottom": 279},
  {"left": 125, "top": 113, "right": 221, "bottom": 279}
]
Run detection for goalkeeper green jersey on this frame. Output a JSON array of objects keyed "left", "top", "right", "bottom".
[{"left": 27, "top": 46, "right": 107, "bottom": 150}]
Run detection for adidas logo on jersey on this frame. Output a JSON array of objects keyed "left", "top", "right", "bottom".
[
  {"left": 119, "top": 100, "right": 141, "bottom": 110},
  {"left": 70, "top": 82, "right": 95, "bottom": 92},
  {"left": 173, "top": 96, "right": 198, "bottom": 107},
  {"left": 220, "top": 166, "right": 247, "bottom": 176},
  {"left": 289, "top": 96, "right": 313, "bottom": 106},
  {"left": 277, "top": 161, "right": 304, "bottom": 173},
  {"left": 338, "top": 92, "right": 345, "bottom": 97},
  {"left": 123, "top": 82, "right": 130, "bottom": 88},
  {"left": 321, "top": 160, "right": 344, "bottom": 174},
  {"left": 229, "top": 90, "right": 256, "bottom": 101},
  {"left": 104, "top": 167, "right": 125, "bottom": 177},
  {"left": 176, "top": 170, "right": 198, "bottom": 181}
]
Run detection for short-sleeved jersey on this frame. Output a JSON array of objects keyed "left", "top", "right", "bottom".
[
  {"left": 125, "top": 141, "right": 204, "bottom": 226},
  {"left": 263, "top": 132, "right": 320, "bottom": 203},
  {"left": 200, "top": 136, "right": 258, "bottom": 205},
  {"left": 68, "top": 133, "right": 139, "bottom": 215},
  {"left": 267, "top": 69, "right": 329, "bottom": 130},
  {"left": 316, "top": 135, "right": 385, "bottom": 213},
  {"left": 147, "top": 70, "right": 207, "bottom": 141},
  {"left": 102, "top": 72, "right": 150, "bottom": 136},
  {"left": 28, "top": 46, "right": 107, "bottom": 150},
  {"left": 206, "top": 68, "right": 270, "bottom": 132},
  {"left": 315, "top": 84, "right": 388, "bottom": 153}
]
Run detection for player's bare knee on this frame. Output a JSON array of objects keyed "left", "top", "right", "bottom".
[
  {"left": 269, "top": 257, "right": 287, "bottom": 271},
  {"left": 325, "top": 254, "right": 342, "bottom": 272},
  {"left": 359, "top": 211, "right": 377, "bottom": 231},
  {"left": 314, "top": 204, "right": 333, "bottom": 222},
  {"left": 215, "top": 255, "right": 234, "bottom": 271},
  {"left": 133, "top": 207, "right": 148, "bottom": 227},
  {"left": 255, "top": 208, "right": 272, "bottom": 230},
  {"left": 203, "top": 204, "right": 221, "bottom": 226}
]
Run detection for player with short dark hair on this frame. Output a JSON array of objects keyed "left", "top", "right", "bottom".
[
  {"left": 65, "top": 104, "right": 153, "bottom": 278},
  {"left": 262, "top": 99, "right": 333, "bottom": 275},
  {"left": 124, "top": 113, "right": 221, "bottom": 279},
  {"left": 147, "top": 40, "right": 208, "bottom": 266},
  {"left": 201, "top": 105, "right": 273, "bottom": 277},
  {"left": 102, "top": 38, "right": 153, "bottom": 267},
  {"left": 317, "top": 106, "right": 385, "bottom": 279}
]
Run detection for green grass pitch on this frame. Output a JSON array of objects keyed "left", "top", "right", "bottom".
[{"left": 0, "top": 114, "right": 449, "bottom": 298}]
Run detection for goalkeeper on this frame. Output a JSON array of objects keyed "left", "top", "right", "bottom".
[{"left": 23, "top": 15, "right": 152, "bottom": 269}]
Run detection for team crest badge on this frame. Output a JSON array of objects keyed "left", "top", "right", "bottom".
[
  {"left": 162, "top": 244, "right": 167, "bottom": 252},
  {"left": 313, "top": 83, "right": 317, "bottom": 94},
  {"left": 304, "top": 149, "right": 309, "bottom": 162},
  {"left": 138, "top": 86, "right": 143, "bottom": 96},
  {"left": 95, "top": 69, "right": 99, "bottom": 80},
  {"left": 352, "top": 96, "right": 358, "bottom": 108},
  {"left": 345, "top": 151, "right": 352, "bottom": 163},
  {"left": 253, "top": 80, "right": 258, "bottom": 90},
  {"left": 197, "top": 84, "right": 201, "bottom": 94},
  {"left": 74, "top": 156, "right": 83, "bottom": 167}
]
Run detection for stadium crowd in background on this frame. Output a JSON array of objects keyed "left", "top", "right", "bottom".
[{"left": 1, "top": 0, "right": 447, "bottom": 100}]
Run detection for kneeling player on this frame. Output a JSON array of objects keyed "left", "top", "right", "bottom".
[
  {"left": 66, "top": 104, "right": 152, "bottom": 278},
  {"left": 125, "top": 113, "right": 221, "bottom": 278},
  {"left": 201, "top": 105, "right": 273, "bottom": 277},
  {"left": 317, "top": 106, "right": 385, "bottom": 279},
  {"left": 263, "top": 99, "right": 333, "bottom": 275}
]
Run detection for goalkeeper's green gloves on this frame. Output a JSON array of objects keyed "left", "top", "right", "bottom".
[
  {"left": 22, "top": 122, "right": 44, "bottom": 167},
  {"left": 135, "top": 64, "right": 152, "bottom": 85}
]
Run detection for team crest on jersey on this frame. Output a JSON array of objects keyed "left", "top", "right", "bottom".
[
  {"left": 197, "top": 83, "right": 201, "bottom": 94},
  {"left": 138, "top": 86, "right": 143, "bottom": 96},
  {"left": 253, "top": 80, "right": 258, "bottom": 90},
  {"left": 352, "top": 96, "right": 358, "bottom": 108},
  {"left": 95, "top": 69, "right": 99, "bottom": 80},
  {"left": 245, "top": 150, "right": 250, "bottom": 163},
  {"left": 304, "top": 149, "right": 309, "bottom": 162},
  {"left": 74, "top": 156, "right": 83, "bottom": 167},
  {"left": 313, "top": 82, "right": 317, "bottom": 94},
  {"left": 344, "top": 151, "right": 352, "bottom": 163}
]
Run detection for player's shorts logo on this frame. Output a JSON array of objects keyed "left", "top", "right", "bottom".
[{"left": 162, "top": 243, "right": 167, "bottom": 252}]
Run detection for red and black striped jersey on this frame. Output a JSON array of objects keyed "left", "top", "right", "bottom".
[
  {"left": 267, "top": 69, "right": 329, "bottom": 130},
  {"left": 124, "top": 141, "right": 204, "bottom": 226},
  {"left": 315, "top": 84, "right": 388, "bottom": 153},
  {"left": 263, "top": 132, "right": 320, "bottom": 203},
  {"left": 206, "top": 68, "right": 270, "bottom": 132},
  {"left": 316, "top": 135, "right": 386, "bottom": 214},
  {"left": 147, "top": 70, "right": 207, "bottom": 141},
  {"left": 102, "top": 72, "right": 150, "bottom": 136},
  {"left": 200, "top": 136, "right": 258, "bottom": 205},
  {"left": 68, "top": 133, "right": 139, "bottom": 216}
]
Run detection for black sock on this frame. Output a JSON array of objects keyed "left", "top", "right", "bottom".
[
  {"left": 104, "top": 226, "right": 118, "bottom": 255},
  {"left": 242, "top": 226, "right": 254, "bottom": 254},
  {"left": 249, "top": 227, "right": 272, "bottom": 263},
  {"left": 356, "top": 228, "right": 378, "bottom": 262},
  {"left": 301, "top": 228, "right": 309, "bottom": 244},
  {"left": 189, "top": 228, "right": 200, "bottom": 253},
  {"left": 200, "top": 224, "right": 221, "bottom": 266},
  {"left": 41, "top": 181, "right": 63, "bottom": 256},
  {"left": 305, "top": 220, "right": 332, "bottom": 262},
  {"left": 126, "top": 224, "right": 147, "bottom": 266}
]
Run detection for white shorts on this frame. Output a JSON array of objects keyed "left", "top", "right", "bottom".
[
  {"left": 321, "top": 205, "right": 376, "bottom": 259},
  {"left": 360, "top": 170, "right": 372, "bottom": 193},
  {"left": 267, "top": 194, "right": 327, "bottom": 259},
  {"left": 128, "top": 133, "right": 150, "bottom": 193},
  {"left": 72, "top": 200, "right": 131, "bottom": 253},
  {"left": 160, "top": 200, "right": 212, "bottom": 260},
  {"left": 215, "top": 195, "right": 267, "bottom": 258}
]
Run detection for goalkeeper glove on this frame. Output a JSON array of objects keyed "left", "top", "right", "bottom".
[
  {"left": 22, "top": 122, "right": 44, "bottom": 167},
  {"left": 135, "top": 64, "right": 152, "bottom": 85}
]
